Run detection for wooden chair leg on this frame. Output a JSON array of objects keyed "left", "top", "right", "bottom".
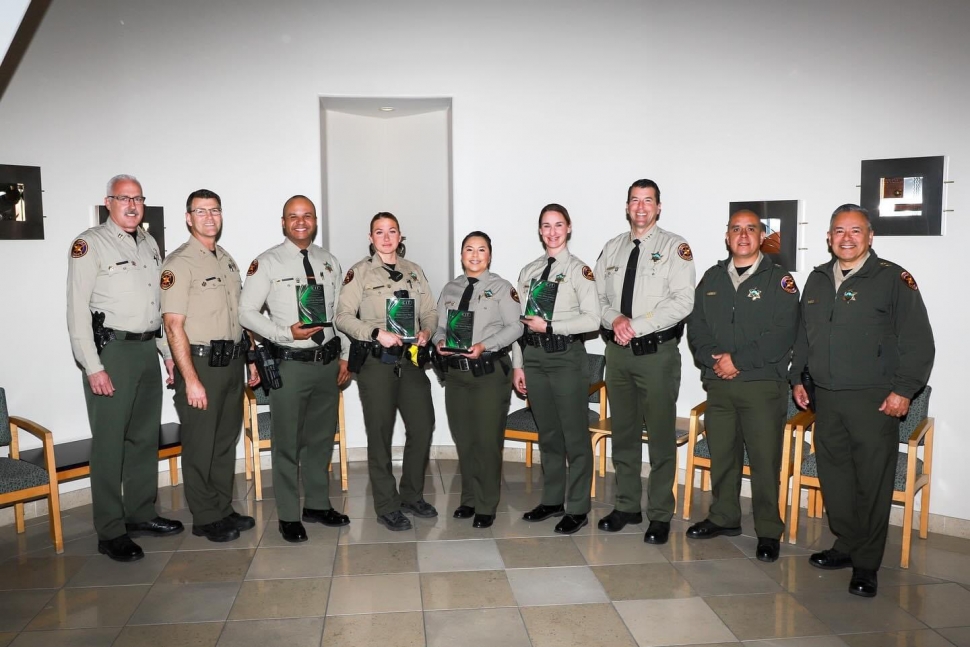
[
  {"left": 589, "top": 437, "right": 597, "bottom": 498},
  {"left": 788, "top": 474, "right": 802, "bottom": 544},
  {"left": 340, "top": 432, "right": 349, "bottom": 493},
  {"left": 682, "top": 469, "right": 694, "bottom": 520},
  {"left": 598, "top": 437, "right": 607, "bottom": 477},
  {"left": 901, "top": 494, "right": 914, "bottom": 569},
  {"left": 525, "top": 441, "right": 533, "bottom": 467},
  {"left": 169, "top": 457, "right": 179, "bottom": 486},
  {"left": 47, "top": 487, "right": 63, "bottom": 554},
  {"left": 253, "top": 443, "right": 264, "bottom": 501},
  {"left": 701, "top": 470, "right": 711, "bottom": 491},
  {"left": 14, "top": 502, "right": 26, "bottom": 534},
  {"left": 919, "top": 484, "right": 930, "bottom": 540},
  {"left": 814, "top": 491, "right": 824, "bottom": 518}
]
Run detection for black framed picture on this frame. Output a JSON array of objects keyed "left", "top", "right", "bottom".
[
  {"left": 98, "top": 205, "right": 166, "bottom": 257},
  {"left": 0, "top": 164, "right": 44, "bottom": 240},
  {"left": 729, "top": 200, "right": 799, "bottom": 272},
  {"left": 860, "top": 156, "right": 945, "bottom": 236}
]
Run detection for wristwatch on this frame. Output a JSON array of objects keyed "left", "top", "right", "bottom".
[
  {"left": 545, "top": 321, "right": 553, "bottom": 335},
  {"left": 371, "top": 328, "right": 380, "bottom": 340}
]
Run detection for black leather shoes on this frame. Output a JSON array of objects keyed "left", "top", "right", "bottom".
[
  {"left": 756, "top": 537, "right": 781, "bottom": 562},
  {"left": 597, "top": 509, "right": 643, "bottom": 532},
  {"left": 685, "top": 519, "right": 742, "bottom": 539},
  {"left": 192, "top": 518, "right": 240, "bottom": 543},
  {"left": 453, "top": 505, "right": 476, "bottom": 519},
  {"left": 303, "top": 507, "right": 350, "bottom": 527},
  {"left": 644, "top": 520, "right": 671, "bottom": 545},
  {"left": 809, "top": 548, "right": 853, "bottom": 570},
  {"left": 472, "top": 514, "right": 494, "bottom": 528},
  {"left": 849, "top": 568, "right": 878, "bottom": 597},
  {"left": 226, "top": 512, "right": 256, "bottom": 532},
  {"left": 279, "top": 520, "right": 308, "bottom": 543},
  {"left": 377, "top": 510, "right": 413, "bottom": 531},
  {"left": 126, "top": 516, "right": 184, "bottom": 537},
  {"left": 522, "top": 503, "right": 565, "bottom": 522},
  {"left": 98, "top": 534, "right": 144, "bottom": 562},
  {"left": 555, "top": 514, "right": 588, "bottom": 535},
  {"left": 401, "top": 499, "right": 438, "bottom": 518}
]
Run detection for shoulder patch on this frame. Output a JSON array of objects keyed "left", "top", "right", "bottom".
[
  {"left": 71, "top": 239, "right": 88, "bottom": 258},
  {"left": 246, "top": 259, "right": 258, "bottom": 276},
  {"left": 582, "top": 265, "right": 594, "bottom": 281},
  {"left": 160, "top": 270, "right": 175, "bottom": 290},
  {"left": 900, "top": 270, "right": 918, "bottom": 291},
  {"left": 677, "top": 242, "right": 693, "bottom": 261},
  {"left": 780, "top": 275, "right": 798, "bottom": 294},
  {"left": 343, "top": 269, "right": 355, "bottom": 285},
  {"left": 510, "top": 287, "right": 520, "bottom": 303}
]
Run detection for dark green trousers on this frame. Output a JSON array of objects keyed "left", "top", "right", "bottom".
[
  {"left": 355, "top": 358, "right": 435, "bottom": 516},
  {"left": 815, "top": 386, "right": 898, "bottom": 571},
  {"left": 524, "top": 343, "right": 592, "bottom": 515},
  {"left": 605, "top": 340, "right": 681, "bottom": 522},
  {"left": 269, "top": 359, "right": 339, "bottom": 521},
  {"left": 444, "top": 360, "right": 513, "bottom": 516},
  {"left": 83, "top": 339, "right": 161, "bottom": 540},
  {"left": 703, "top": 379, "right": 788, "bottom": 539},
  {"left": 174, "top": 356, "right": 244, "bottom": 526}
]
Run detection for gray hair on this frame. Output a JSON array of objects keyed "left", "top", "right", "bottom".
[
  {"left": 829, "top": 203, "right": 873, "bottom": 231},
  {"left": 106, "top": 174, "right": 142, "bottom": 197}
]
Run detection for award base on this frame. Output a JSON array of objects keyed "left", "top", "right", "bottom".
[{"left": 441, "top": 346, "right": 472, "bottom": 353}]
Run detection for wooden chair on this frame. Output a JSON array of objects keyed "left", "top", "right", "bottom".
[
  {"left": 503, "top": 353, "right": 608, "bottom": 495},
  {"left": 0, "top": 387, "right": 63, "bottom": 553},
  {"left": 788, "top": 387, "right": 934, "bottom": 568},
  {"left": 680, "top": 392, "right": 811, "bottom": 522},
  {"left": 243, "top": 386, "right": 349, "bottom": 500}
]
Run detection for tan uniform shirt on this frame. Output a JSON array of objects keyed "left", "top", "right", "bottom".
[
  {"left": 833, "top": 251, "right": 871, "bottom": 292},
  {"left": 432, "top": 270, "right": 522, "bottom": 352},
  {"left": 334, "top": 254, "right": 437, "bottom": 341},
  {"left": 595, "top": 225, "right": 695, "bottom": 336},
  {"left": 160, "top": 235, "right": 243, "bottom": 344},
  {"left": 511, "top": 248, "right": 601, "bottom": 368},
  {"left": 727, "top": 252, "right": 764, "bottom": 291},
  {"left": 66, "top": 217, "right": 169, "bottom": 375},
  {"left": 239, "top": 239, "right": 349, "bottom": 358}
]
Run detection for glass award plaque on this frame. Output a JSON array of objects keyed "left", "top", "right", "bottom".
[
  {"left": 386, "top": 297, "right": 417, "bottom": 341},
  {"left": 443, "top": 309, "right": 475, "bottom": 352},
  {"left": 296, "top": 284, "right": 329, "bottom": 327},
  {"left": 523, "top": 279, "right": 558, "bottom": 321}
]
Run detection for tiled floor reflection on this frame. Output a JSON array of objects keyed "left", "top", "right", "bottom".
[{"left": 2, "top": 459, "right": 970, "bottom": 646}]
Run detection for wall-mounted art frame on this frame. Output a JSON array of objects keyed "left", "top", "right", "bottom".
[
  {"left": 97, "top": 205, "right": 166, "bottom": 257},
  {"left": 729, "top": 199, "right": 800, "bottom": 272},
  {"left": 860, "top": 156, "right": 945, "bottom": 236},
  {"left": 0, "top": 164, "right": 44, "bottom": 240}
]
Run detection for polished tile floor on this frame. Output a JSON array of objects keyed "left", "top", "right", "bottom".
[{"left": 2, "top": 459, "right": 970, "bottom": 647}]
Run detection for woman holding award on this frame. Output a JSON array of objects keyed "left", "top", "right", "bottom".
[
  {"left": 334, "top": 212, "right": 438, "bottom": 532},
  {"left": 512, "top": 204, "right": 601, "bottom": 534},
  {"left": 433, "top": 231, "right": 522, "bottom": 529}
]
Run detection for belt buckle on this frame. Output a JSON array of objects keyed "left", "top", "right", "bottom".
[
  {"left": 456, "top": 357, "right": 470, "bottom": 372},
  {"left": 313, "top": 348, "right": 324, "bottom": 362}
]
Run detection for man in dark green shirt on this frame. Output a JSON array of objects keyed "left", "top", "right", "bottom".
[
  {"left": 687, "top": 210, "right": 799, "bottom": 562},
  {"left": 792, "top": 204, "right": 934, "bottom": 598}
]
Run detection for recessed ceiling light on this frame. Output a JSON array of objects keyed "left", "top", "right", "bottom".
[{"left": 379, "top": 106, "right": 395, "bottom": 112}]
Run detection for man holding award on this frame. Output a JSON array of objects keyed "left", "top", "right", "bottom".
[
  {"left": 239, "top": 195, "right": 351, "bottom": 543},
  {"left": 594, "top": 179, "right": 695, "bottom": 544}
]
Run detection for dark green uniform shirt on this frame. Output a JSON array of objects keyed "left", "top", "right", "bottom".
[
  {"left": 789, "top": 251, "right": 934, "bottom": 398},
  {"left": 688, "top": 255, "right": 800, "bottom": 382}
]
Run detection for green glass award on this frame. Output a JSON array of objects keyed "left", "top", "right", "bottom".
[
  {"left": 443, "top": 309, "right": 475, "bottom": 352},
  {"left": 386, "top": 297, "right": 417, "bottom": 341},
  {"left": 296, "top": 284, "right": 329, "bottom": 327},
  {"left": 523, "top": 279, "right": 558, "bottom": 321}
]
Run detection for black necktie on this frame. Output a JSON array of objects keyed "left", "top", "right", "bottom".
[
  {"left": 620, "top": 240, "right": 640, "bottom": 318},
  {"left": 458, "top": 277, "right": 478, "bottom": 311},
  {"left": 540, "top": 257, "right": 555, "bottom": 282},
  {"left": 301, "top": 249, "right": 317, "bottom": 285}
]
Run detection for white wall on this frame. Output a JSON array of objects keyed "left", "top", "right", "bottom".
[{"left": 0, "top": 0, "right": 966, "bottom": 518}]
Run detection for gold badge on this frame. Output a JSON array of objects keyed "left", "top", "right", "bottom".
[
  {"left": 343, "top": 269, "right": 355, "bottom": 285},
  {"left": 71, "top": 239, "right": 88, "bottom": 258},
  {"left": 900, "top": 271, "right": 918, "bottom": 291},
  {"left": 246, "top": 259, "right": 258, "bottom": 276},
  {"left": 582, "top": 265, "right": 594, "bottom": 281},
  {"left": 160, "top": 270, "right": 175, "bottom": 290},
  {"left": 677, "top": 243, "right": 693, "bottom": 261},
  {"left": 511, "top": 287, "right": 520, "bottom": 303},
  {"left": 780, "top": 275, "right": 798, "bottom": 294}
]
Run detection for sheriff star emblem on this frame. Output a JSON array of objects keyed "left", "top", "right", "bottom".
[
  {"left": 843, "top": 290, "right": 857, "bottom": 302},
  {"left": 324, "top": 262, "right": 333, "bottom": 273},
  {"left": 555, "top": 273, "right": 566, "bottom": 283},
  {"left": 747, "top": 288, "right": 762, "bottom": 300},
  {"left": 651, "top": 252, "right": 662, "bottom": 262}
]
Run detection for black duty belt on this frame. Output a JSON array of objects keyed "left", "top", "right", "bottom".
[
  {"left": 106, "top": 328, "right": 160, "bottom": 342},
  {"left": 445, "top": 347, "right": 510, "bottom": 372},
  {"left": 522, "top": 331, "right": 583, "bottom": 353},
  {"left": 189, "top": 342, "right": 246, "bottom": 359},
  {"left": 275, "top": 337, "right": 340, "bottom": 365},
  {"left": 602, "top": 321, "right": 684, "bottom": 356}
]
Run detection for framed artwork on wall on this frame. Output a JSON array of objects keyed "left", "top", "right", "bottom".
[
  {"left": 860, "top": 156, "right": 945, "bottom": 236},
  {"left": 0, "top": 164, "right": 44, "bottom": 240},
  {"left": 97, "top": 205, "right": 166, "bottom": 257},
  {"left": 729, "top": 199, "right": 800, "bottom": 272}
]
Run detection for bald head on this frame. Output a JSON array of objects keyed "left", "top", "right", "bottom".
[{"left": 281, "top": 195, "right": 318, "bottom": 248}]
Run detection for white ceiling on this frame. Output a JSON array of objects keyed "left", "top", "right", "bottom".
[{"left": 320, "top": 96, "right": 451, "bottom": 119}]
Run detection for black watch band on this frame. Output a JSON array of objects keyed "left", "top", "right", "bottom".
[
  {"left": 545, "top": 321, "right": 553, "bottom": 335},
  {"left": 371, "top": 328, "right": 380, "bottom": 340}
]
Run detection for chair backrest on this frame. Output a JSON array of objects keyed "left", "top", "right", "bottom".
[
  {"left": 0, "top": 387, "right": 9, "bottom": 447},
  {"left": 588, "top": 353, "right": 605, "bottom": 404},
  {"left": 899, "top": 386, "right": 931, "bottom": 444}
]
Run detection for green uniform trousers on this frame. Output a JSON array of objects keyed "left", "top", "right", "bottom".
[
  {"left": 605, "top": 340, "right": 681, "bottom": 521},
  {"left": 269, "top": 358, "right": 340, "bottom": 522},
  {"left": 814, "top": 386, "right": 898, "bottom": 571},
  {"left": 703, "top": 379, "right": 788, "bottom": 539},
  {"left": 83, "top": 339, "right": 162, "bottom": 540},
  {"left": 355, "top": 357, "right": 435, "bottom": 516},
  {"left": 524, "top": 343, "right": 592, "bottom": 515},
  {"left": 444, "top": 360, "right": 513, "bottom": 516},
  {"left": 174, "top": 355, "right": 244, "bottom": 526}
]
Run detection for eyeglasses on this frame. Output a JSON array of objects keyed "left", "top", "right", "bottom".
[
  {"left": 108, "top": 195, "right": 146, "bottom": 204},
  {"left": 190, "top": 208, "right": 223, "bottom": 216}
]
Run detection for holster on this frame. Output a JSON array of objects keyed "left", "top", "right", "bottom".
[
  {"left": 348, "top": 339, "right": 375, "bottom": 373},
  {"left": 91, "top": 311, "right": 110, "bottom": 355},
  {"left": 800, "top": 368, "right": 816, "bottom": 412},
  {"left": 254, "top": 342, "right": 283, "bottom": 390}
]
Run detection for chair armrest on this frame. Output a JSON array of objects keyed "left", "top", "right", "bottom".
[
  {"left": 788, "top": 409, "right": 816, "bottom": 428},
  {"left": 687, "top": 400, "right": 707, "bottom": 442},
  {"left": 9, "top": 416, "right": 55, "bottom": 446},
  {"left": 908, "top": 416, "right": 934, "bottom": 447},
  {"left": 689, "top": 400, "right": 708, "bottom": 417},
  {"left": 587, "top": 380, "right": 606, "bottom": 396}
]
